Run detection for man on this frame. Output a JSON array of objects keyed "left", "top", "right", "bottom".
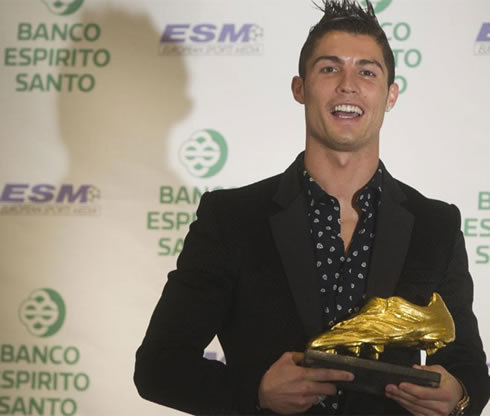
[{"left": 134, "top": 1, "right": 490, "bottom": 414}]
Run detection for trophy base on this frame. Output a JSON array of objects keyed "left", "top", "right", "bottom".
[{"left": 303, "top": 349, "right": 441, "bottom": 396}]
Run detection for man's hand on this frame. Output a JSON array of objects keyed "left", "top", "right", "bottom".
[
  {"left": 385, "top": 364, "right": 463, "bottom": 416},
  {"left": 258, "top": 351, "right": 354, "bottom": 415}
]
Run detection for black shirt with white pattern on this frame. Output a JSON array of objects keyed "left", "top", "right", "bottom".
[{"left": 298, "top": 158, "right": 383, "bottom": 414}]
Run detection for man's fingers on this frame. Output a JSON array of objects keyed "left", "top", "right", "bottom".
[
  {"left": 290, "top": 351, "right": 305, "bottom": 364},
  {"left": 386, "top": 384, "right": 451, "bottom": 416}
]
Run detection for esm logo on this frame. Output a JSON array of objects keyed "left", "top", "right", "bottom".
[
  {"left": 160, "top": 23, "right": 264, "bottom": 56},
  {"left": 0, "top": 184, "right": 100, "bottom": 203},
  {"left": 475, "top": 23, "right": 490, "bottom": 55}
]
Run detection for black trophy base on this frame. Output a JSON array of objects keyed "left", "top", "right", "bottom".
[{"left": 303, "top": 349, "right": 441, "bottom": 396}]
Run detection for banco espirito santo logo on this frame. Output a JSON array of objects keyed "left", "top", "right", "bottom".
[
  {"left": 179, "top": 129, "right": 228, "bottom": 178},
  {"left": 359, "top": 0, "right": 392, "bottom": 13},
  {"left": 19, "top": 288, "right": 66, "bottom": 337},
  {"left": 41, "top": 0, "right": 84, "bottom": 16}
]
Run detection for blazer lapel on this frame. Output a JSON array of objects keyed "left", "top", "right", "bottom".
[
  {"left": 367, "top": 171, "right": 414, "bottom": 299},
  {"left": 268, "top": 158, "right": 414, "bottom": 336},
  {"left": 269, "top": 157, "right": 322, "bottom": 339}
]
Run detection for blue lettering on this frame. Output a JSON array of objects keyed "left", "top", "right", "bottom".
[
  {"left": 56, "top": 185, "right": 90, "bottom": 203},
  {"left": 0, "top": 184, "right": 29, "bottom": 203},
  {"left": 161, "top": 24, "right": 190, "bottom": 43},
  {"left": 218, "top": 24, "right": 252, "bottom": 43},
  {"left": 28, "top": 184, "right": 55, "bottom": 203},
  {"left": 190, "top": 24, "right": 216, "bottom": 42},
  {"left": 476, "top": 23, "right": 490, "bottom": 42}
]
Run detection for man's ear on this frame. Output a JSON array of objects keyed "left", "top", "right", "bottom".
[
  {"left": 291, "top": 76, "right": 305, "bottom": 104},
  {"left": 385, "top": 82, "right": 399, "bottom": 112}
]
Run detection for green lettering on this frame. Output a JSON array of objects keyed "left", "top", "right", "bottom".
[
  {"left": 29, "top": 397, "right": 44, "bottom": 415},
  {"left": 33, "top": 23, "right": 49, "bottom": 41},
  {"left": 175, "top": 187, "right": 191, "bottom": 204},
  {"left": 174, "top": 238, "right": 184, "bottom": 255},
  {"left": 74, "top": 373, "right": 90, "bottom": 391},
  {"left": 56, "top": 49, "right": 70, "bottom": 66},
  {"left": 4, "top": 48, "right": 16, "bottom": 65},
  {"left": 33, "top": 48, "right": 48, "bottom": 65},
  {"left": 158, "top": 237, "right": 171, "bottom": 256},
  {"left": 17, "top": 23, "right": 32, "bottom": 40},
  {"left": 30, "top": 73, "right": 45, "bottom": 91},
  {"left": 405, "top": 49, "right": 422, "bottom": 68},
  {"left": 394, "top": 22, "right": 411, "bottom": 41},
  {"left": 394, "top": 75, "right": 407, "bottom": 94},
  {"left": 481, "top": 219, "right": 490, "bottom": 237},
  {"left": 16, "top": 371, "right": 29, "bottom": 388},
  {"left": 32, "top": 345, "right": 48, "bottom": 364},
  {"left": 0, "top": 396, "right": 8, "bottom": 414},
  {"left": 476, "top": 246, "right": 489, "bottom": 264},
  {"left": 46, "top": 73, "right": 62, "bottom": 92},
  {"left": 61, "top": 398, "right": 76, "bottom": 416},
  {"left": 19, "top": 48, "right": 32, "bottom": 65},
  {"left": 17, "top": 345, "right": 30, "bottom": 363},
  {"left": 478, "top": 192, "right": 490, "bottom": 210},
  {"left": 94, "top": 49, "right": 111, "bottom": 67},
  {"left": 38, "top": 372, "right": 52, "bottom": 390},
  {"left": 63, "top": 346, "right": 79, "bottom": 365},
  {"left": 78, "top": 74, "right": 95, "bottom": 92},
  {"left": 147, "top": 212, "right": 159, "bottom": 230},
  {"left": 16, "top": 73, "right": 29, "bottom": 92},
  {"left": 69, "top": 23, "right": 83, "bottom": 41},
  {"left": 52, "top": 23, "right": 68, "bottom": 41},
  {"left": 11, "top": 396, "right": 26, "bottom": 413},
  {"left": 84, "top": 24, "right": 101, "bottom": 41},
  {"left": 160, "top": 186, "right": 173, "bottom": 203},
  {"left": 193, "top": 187, "right": 204, "bottom": 203},
  {"left": 161, "top": 212, "right": 174, "bottom": 230},
  {"left": 0, "top": 371, "right": 14, "bottom": 388},
  {"left": 464, "top": 218, "right": 478, "bottom": 237},
  {"left": 176, "top": 212, "right": 192, "bottom": 230},
  {"left": 0, "top": 345, "right": 13, "bottom": 363}
]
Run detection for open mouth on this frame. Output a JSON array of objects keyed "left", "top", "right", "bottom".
[{"left": 331, "top": 104, "right": 364, "bottom": 119}]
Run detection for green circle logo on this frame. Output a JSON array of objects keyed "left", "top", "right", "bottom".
[
  {"left": 41, "top": 0, "right": 84, "bottom": 16},
  {"left": 360, "top": 0, "right": 392, "bottom": 13},
  {"left": 179, "top": 129, "right": 228, "bottom": 178},
  {"left": 19, "top": 288, "right": 66, "bottom": 337}
]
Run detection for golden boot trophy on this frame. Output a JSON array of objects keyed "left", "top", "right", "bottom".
[{"left": 303, "top": 293, "right": 455, "bottom": 395}]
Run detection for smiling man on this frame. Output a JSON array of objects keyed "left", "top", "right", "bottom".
[{"left": 134, "top": 1, "right": 490, "bottom": 415}]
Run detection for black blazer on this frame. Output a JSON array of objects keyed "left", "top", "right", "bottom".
[{"left": 135, "top": 155, "right": 490, "bottom": 415}]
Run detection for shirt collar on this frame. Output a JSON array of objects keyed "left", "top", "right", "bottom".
[{"left": 298, "top": 155, "right": 384, "bottom": 205}]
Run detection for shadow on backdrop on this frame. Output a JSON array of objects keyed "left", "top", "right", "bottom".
[{"left": 57, "top": 7, "right": 192, "bottom": 199}]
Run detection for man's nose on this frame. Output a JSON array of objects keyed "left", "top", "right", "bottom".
[{"left": 336, "top": 70, "right": 359, "bottom": 94}]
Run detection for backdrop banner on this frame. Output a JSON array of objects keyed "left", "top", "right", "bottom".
[{"left": 1, "top": 1, "right": 489, "bottom": 415}]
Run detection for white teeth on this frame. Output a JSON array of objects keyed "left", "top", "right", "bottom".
[{"left": 333, "top": 104, "right": 363, "bottom": 115}]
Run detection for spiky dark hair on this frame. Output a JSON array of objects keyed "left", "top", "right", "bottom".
[{"left": 298, "top": 0, "right": 395, "bottom": 85}]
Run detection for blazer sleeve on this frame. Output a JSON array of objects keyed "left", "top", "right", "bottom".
[
  {"left": 427, "top": 208, "right": 490, "bottom": 414},
  {"left": 133, "top": 191, "right": 241, "bottom": 414}
]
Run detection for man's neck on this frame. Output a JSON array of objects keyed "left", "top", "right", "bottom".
[{"left": 303, "top": 145, "right": 379, "bottom": 202}]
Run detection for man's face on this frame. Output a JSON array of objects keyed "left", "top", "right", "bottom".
[{"left": 292, "top": 31, "right": 398, "bottom": 154}]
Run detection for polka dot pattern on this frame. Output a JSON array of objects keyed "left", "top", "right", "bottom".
[
  {"left": 300, "top": 163, "right": 384, "bottom": 413},
  {"left": 302, "top": 166, "right": 382, "bottom": 331}
]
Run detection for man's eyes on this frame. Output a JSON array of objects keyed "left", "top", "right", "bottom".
[
  {"left": 319, "top": 67, "right": 377, "bottom": 77},
  {"left": 360, "top": 69, "right": 376, "bottom": 77},
  {"left": 320, "top": 66, "right": 337, "bottom": 73}
]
